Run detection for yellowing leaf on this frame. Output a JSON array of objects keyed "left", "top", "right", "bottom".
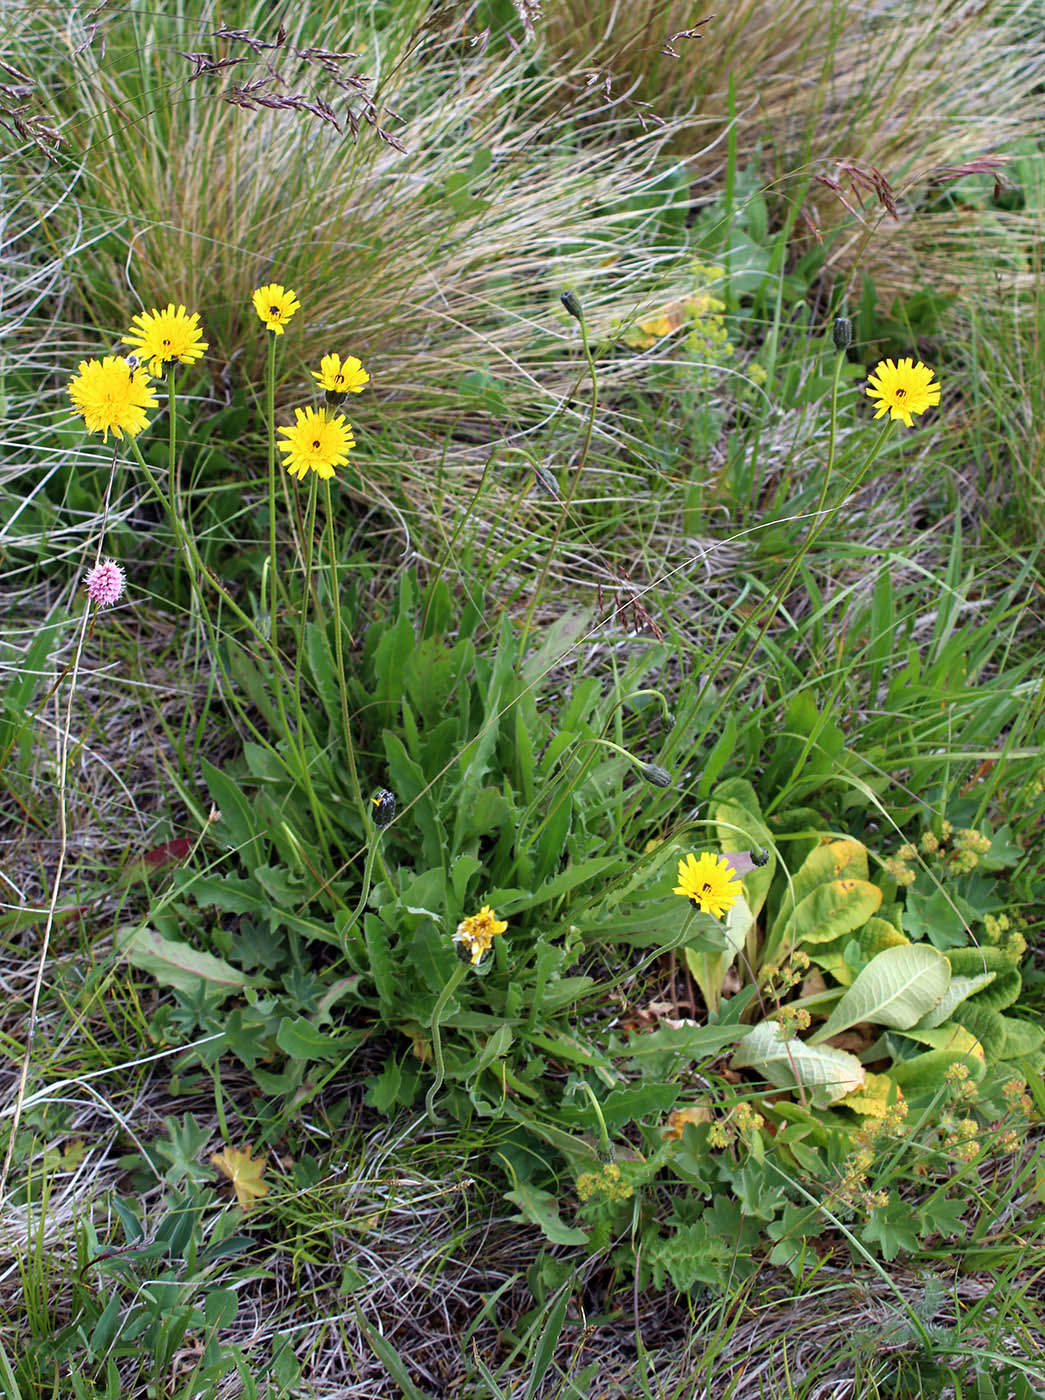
[{"left": 211, "top": 1143, "right": 269, "bottom": 1211}]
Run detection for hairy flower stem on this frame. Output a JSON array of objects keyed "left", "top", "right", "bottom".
[
  {"left": 265, "top": 333, "right": 278, "bottom": 642},
  {"left": 692, "top": 397, "right": 894, "bottom": 775},
  {"left": 425, "top": 962, "right": 469, "bottom": 1126},
  {"left": 127, "top": 436, "right": 337, "bottom": 863},
  {"left": 335, "top": 828, "right": 384, "bottom": 947},
  {"left": 323, "top": 480, "right": 395, "bottom": 894}
]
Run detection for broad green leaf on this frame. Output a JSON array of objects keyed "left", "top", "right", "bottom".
[
  {"left": 897, "top": 1024, "right": 985, "bottom": 1058},
  {"left": 302, "top": 621, "right": 339, "bottom": 715},
  {"left": 490, "top": 857, "right": 620, "bottom": 913},
  {"left": 275, "top": 1017, "right": 353, "bottom": 1062},
  {"left": 915, "top": 972, "right": 997, "bottom": 1029},
  {"left": 460, "top": 1024, "right": 515, "bottom": 1079},
  {"left": 683, "top": 893, "right": 753, "bottom": 1015},
  {"left": 772, "top": 876, "right": 882, "bottom": 959},
  {"left": 452, "top": 613, "right": 516, "bottom": 851},
  {"left": 888, "top": 1040, "right": 986, "bottom": 1092},
  {"left": 997, "top": 1015, "right": 1045, "bottom": 1059},
  {"left": 954, "top": 1002, "right": 1007, "bottom": 1059},
  {"left": 711, "top": 778, "right": 774, "bottom": 917},
  {"left": 522, "top": 1028, "right": 615, "bottom": 1073},
  {"left": 731, "top": 1020, "right": 864, "bottom": 1107},
  {"left": 363, "top": 913, "right": 398, "bottom": 1020},
  {"left": 946, "top": 946, "right": 1022, "bottom": 1011},
  {"left": 901, "top": 886, "right": 969, "bottom": 950},
  {"left": 859, "top": 916, "right": 909, "bottom": 958},
  {"left": 117, "top": 925, "right": 266, "bottom": 997},
  {"left": 612, "top": 1022, "right": 749, "bottom": 1075},
  {"left": 504, "top": 1183, "right": 588, "bottom": 1246},
  {"left": 175, "top": 871, "right": 340, "bottom": 946},
  {"left": 809, "top": 945, "right": 949, "bottom": 1044},
  {"left": 202, "top": 760, "right": 266, "bottom": 868},
  {"left": 767, "top": 839, "right": 870, "bottom": 951}
]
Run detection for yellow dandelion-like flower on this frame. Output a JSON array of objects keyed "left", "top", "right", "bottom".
[
  {"left": 68, "top": 356, "right": 158, "bottom": 441},
  {"left": 865, "top": 357, "right": 940, "bottom": 428},
  {"left": 122, "top": 303, "right": 208, "bottom": 377},
  {"left": 311, "top": 353, "right": 370, "bottom": 396},
  {"left": 277, "top": 406, "right": 354, "bottom": 481},
  {"left": 453, "top": 905, "right": 508, "bottom": 966},
  {"left": 673, "top": 852, "right": 742, "bottom": 920},
  {"left": 252, "top": 283, "right": 301, "bottom": 335}
]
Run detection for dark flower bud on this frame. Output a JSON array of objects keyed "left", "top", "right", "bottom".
[
  {"left": 371, "top": 789, "right": 396, "bottom": 828},
  {"left": 752, "top": 846, "right": 770, "bottom": 867},
  {"left": 639, "top": 761, "right": 673, "bottom": 789},
  {"left": 832, "top": 317, "right": 852, "bottom": 352},
  {"left": 560, "top": 290, "right": 584, "bottom": 322}
]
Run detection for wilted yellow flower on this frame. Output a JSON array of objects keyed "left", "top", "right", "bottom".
[{"left": 453, "top": 905, "right": 507, "bottom": 965}]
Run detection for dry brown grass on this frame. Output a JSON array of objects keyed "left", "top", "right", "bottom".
[{"left": 540, "top": 0, "right": 1045, "bottom": 301}]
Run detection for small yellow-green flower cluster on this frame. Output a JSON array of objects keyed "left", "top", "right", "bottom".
[
  {"left": 575, "top": 1161, "right": 634, "bottom": 1205},
  {"left": 941, "top": 1114, "right": 982, "bottom": 1164},
  {"left": 885, "top": 824, "right": 993, "bottom": 886},
  {"left": 668, "top": 1099, "right": 765, "bottom": 1153},
  {"left": 773, "top": 1004, "right": 811, "bottom": 1038},
  {"left": 761, "top": 950, "right": 810, "bottom": 1001},
  {"left": 984, "top": 912, "right": 1027, "bottom": 964},
  {"left": 615, "top": 262, "right": 734, "bottom": 387},
  {"left": 835, "top": 1099, "right": 910, "bottom": 1213}
]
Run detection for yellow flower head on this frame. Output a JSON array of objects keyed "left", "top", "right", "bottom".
[
  {"left": 68, "top": 356, "right": 158, "bottom": 441},
  {"left": 311, "top": 353, "right": 370, "bottom": 396},
  {"left": 252, "top": 283, "right": 300, "bottom": 335},
  {"left": 865, "top": 357, "right": 940, "bottom": 428},
  {"left": 277, "top": 406, "right": 354, "bottom": 481},
  {"left": 122, "top": 303, "right": 208, "bottom": 377},
  {"left": 453, "top": 905, "right": 508, "bottom": 965},
  {"left": 673, "top": 851, "right": 742, "bottom": 920}
]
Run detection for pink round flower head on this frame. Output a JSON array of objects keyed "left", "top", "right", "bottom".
[{"left": 85, "top": 560, "right": 126, "bottom": 608}]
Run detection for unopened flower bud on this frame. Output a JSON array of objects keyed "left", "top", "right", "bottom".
[
  {"left": 832, "top": 317, "right": 852, "bottom": 352},
  {"left": 639, "top": 761, "right": 673, "bottom": 789},
  {"left": 560, "top": 290, "right": 584, "bottom": 322},
  {"left": 371, "top": 789, "right": 396, "bottom": 828}
]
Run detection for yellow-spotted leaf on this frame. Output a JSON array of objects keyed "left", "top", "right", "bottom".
[
  {"left": 772, "top": 877, "right": 883, "bottom": 961},
  {"left": 211, "top": 1143, "right": 269, "bottom": 1211},
  {"left": 836, "top": 1071, "right": 902, "bottom": 1118},
  {"left": 767, "top": 839, "right": 869, "bottom": 949},
  {"left": 731, "top": 1019, "right": 864, "bottom": 1107},
  {"left": 809, "top": 944, "right": 949, "bottom": 1045},
  {"left": 859, "top": 916, "right": 909, "bottom": 957}
]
